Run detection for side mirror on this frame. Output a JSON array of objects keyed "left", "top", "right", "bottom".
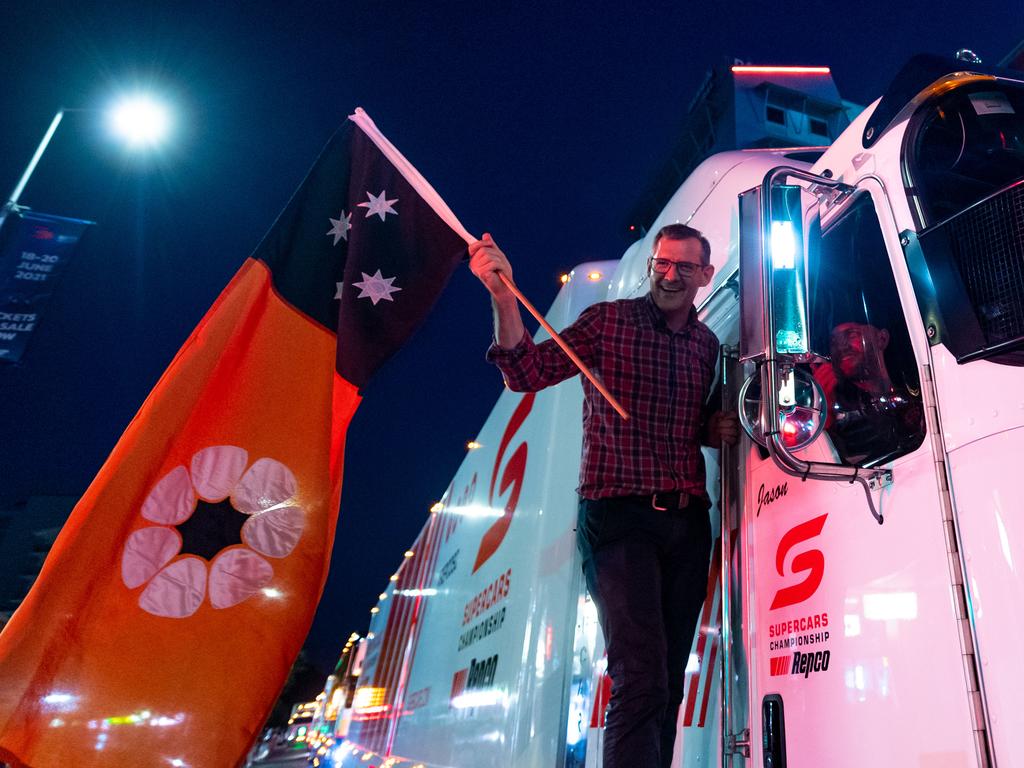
[
  {"left": 738, "top": 183, "right": 810, "bottom": 363},
  {"left": 738, "top": 367, "right": 826, "bottom": 451},
  {"left": 736, "top": 166, "right": 886, "bottom": 524}
]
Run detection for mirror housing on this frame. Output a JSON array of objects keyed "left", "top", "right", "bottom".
[{"left": 739, "top": 183, "right": 809, "bottom": 362}]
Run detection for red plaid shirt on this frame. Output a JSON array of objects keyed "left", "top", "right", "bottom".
[{"left": 487, "top": 294, "right": 719, "bottom": 500}]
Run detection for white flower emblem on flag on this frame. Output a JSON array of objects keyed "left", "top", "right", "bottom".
[{"left": 121, "top": 446, "right": 305, "bottom": 618}]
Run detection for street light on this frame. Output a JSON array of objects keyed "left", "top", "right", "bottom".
[
  {"left": 0, "top": 95, "right": 173, "bottom": 232},
  {"left": 107, "top": 96, "right": 171, "bottom": 149}
]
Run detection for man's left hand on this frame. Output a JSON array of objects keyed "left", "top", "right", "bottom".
[{"left": 707, "top": 410, "right": 740, "bottom": 447}]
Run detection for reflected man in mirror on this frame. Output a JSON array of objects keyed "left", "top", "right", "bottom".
[{"left": 812, "top": 322, "right": 924, "bottom": 466}]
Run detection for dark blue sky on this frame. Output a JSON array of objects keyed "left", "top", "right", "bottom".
[{"left": 0, "top": 0, "right": 1018, "bottom": 670}]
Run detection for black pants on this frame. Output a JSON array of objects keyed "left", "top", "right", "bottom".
[{"left": 577, "top": 495, "right": 712, "bottom": 768}]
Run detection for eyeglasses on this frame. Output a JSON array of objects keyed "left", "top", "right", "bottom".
[{"left": 649, "top": 257, "right": 704, "bottom": 277}]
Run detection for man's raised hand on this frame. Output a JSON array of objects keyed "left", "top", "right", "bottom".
[{"left": 469, "top": 233, "right": 515, "bottom": 302}]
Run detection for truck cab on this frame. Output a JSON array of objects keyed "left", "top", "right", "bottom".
[{"left": 708, "top": 54, "right": 1024, "bottom": 767}]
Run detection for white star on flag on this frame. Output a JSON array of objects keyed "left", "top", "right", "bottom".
[
  {"left": 326, "top": 211, "right": 352, "bottom": 245},
  {"left": 351, "top": 270, "right": 402, "bottom": 305},
  {"left": 358, "top": 190, "right": 398, "bottom": 221}
]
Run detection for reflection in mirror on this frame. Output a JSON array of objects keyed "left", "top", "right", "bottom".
[
  {"left": 808, "top": 193, "right": 927, "bottom": 467},
  {"left": 811, "top": 323, "right": 924, "bottom": 466}
]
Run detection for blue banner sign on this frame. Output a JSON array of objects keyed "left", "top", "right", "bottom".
[{"left": 0, "top": 210, "right": 93, "bottom": 363}]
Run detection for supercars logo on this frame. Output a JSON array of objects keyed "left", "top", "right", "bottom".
[
  {"left": 472, "top": 393, "right": 535, "bottom": 573},
  {"left": 770, "top": 514, "right": 828, "bottom": 611}
]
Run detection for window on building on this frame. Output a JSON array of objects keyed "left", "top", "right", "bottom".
[
  {"left": 766, "top": 105, "right": 786, "bottom": 125},
  {"left": 806, "top": 194, "right": 926, "bottom": 467},
  {"left": 809, "top": 118, "right": 829, "bottom": 137}
]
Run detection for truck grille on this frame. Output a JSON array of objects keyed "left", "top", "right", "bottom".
[{"left": 942, "top": 182, "right": 1024, "bottom": 347}]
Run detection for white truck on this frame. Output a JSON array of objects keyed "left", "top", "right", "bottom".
[{"left": 322, "top": 54, "right": 1024, "bottom": 768}]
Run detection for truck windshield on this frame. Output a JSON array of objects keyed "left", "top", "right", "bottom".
[
  {"left": 906, "top": 80, "right": 1024, "bottom": 228},
  {"left": 906, "top": 79, "right": 1024, "bottom": 363}
]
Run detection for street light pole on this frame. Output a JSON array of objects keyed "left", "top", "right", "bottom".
[
  {"left": 7, "top": 110, "right": 66, "bottom": 207},
  {"left": 0, "top": 108, "right": 67, "bottom": 234}
]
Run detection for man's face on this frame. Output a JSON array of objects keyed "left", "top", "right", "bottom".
[
  {"left": 648, "top": 237, "right": 713, "bottom": 317},
  {"left": 830, "top": 322, "right": 888, "bottom": 381}
]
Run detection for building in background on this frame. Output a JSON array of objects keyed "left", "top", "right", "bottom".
[{"left": 626, "top": 59, "right": 863, "bottom": 235}]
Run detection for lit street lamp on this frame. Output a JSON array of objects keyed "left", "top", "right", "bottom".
[
  {"left": 107, "top": 96, "right": 172, "bottom": 149},
  {"left": 0, "top": 95, "right": 174, "bottom": 363},
  {"left": 0, "top": 96, "right": 173, "bottom": 233}
]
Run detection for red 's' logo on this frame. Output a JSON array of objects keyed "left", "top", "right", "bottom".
[
  {"left": 472, "top": 393, "right": 535, "bottom": 573},
  {"left": 769, "top": 514, "right": 828, "bottom": 610}
]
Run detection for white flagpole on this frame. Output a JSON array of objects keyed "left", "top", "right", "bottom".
[
  {"left": 493, "top": 273, "right": 629, "bottom": 421},
  {"left": 349, "top": 108, "right": 630, "bottom": 422}
]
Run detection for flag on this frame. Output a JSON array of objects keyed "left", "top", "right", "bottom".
[{"left": 0, "top": 109, "right": 471, "bottom": 767}]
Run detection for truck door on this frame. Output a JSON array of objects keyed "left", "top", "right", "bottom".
[{"left": 736, "top": 184, "right": 988, "bottom": 767}]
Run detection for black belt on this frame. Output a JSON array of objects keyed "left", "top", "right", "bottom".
[
  {"left": 610, "top": 491, "right": 695, "bottom": 511},
  {"left": 650, "top": 491, "right": 692, "bottom": 511}
]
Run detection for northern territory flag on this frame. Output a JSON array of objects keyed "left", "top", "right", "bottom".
[{"left": 0, "top": 109, "right": 472, "bottom": 767}]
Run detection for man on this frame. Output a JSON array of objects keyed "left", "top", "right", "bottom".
[
  {"left": 469, "top": 223, "right": 738, "bottom": 768},
  {"left": 812, "top": 321, "right": 924, "bottom": 465}
]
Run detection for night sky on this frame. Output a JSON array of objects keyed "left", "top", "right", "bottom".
[{"left": 0, "top": 1, "right": 1017, "bottom": 671}]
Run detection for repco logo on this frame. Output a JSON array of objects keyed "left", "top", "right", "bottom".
[
  {"left": 770, "top": 650, "right": 831, "bottom": 678},
  {"left": 450, "top": 654, "right": 500, "bottom": 703},
  {"left": 472, "top": 393, "right": 535, "bottom": 573},
  {"left": 770, "top": 514, "right": 828, "bottom": 611}
]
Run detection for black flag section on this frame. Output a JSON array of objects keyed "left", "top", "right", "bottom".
[{"left": 254, "top": 115, "right": 468, "bottom": 390}]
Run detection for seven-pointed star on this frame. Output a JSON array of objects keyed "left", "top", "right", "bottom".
[
  {"left": 358, "top": 190, "right": 399, "bottom": 221},
  {"left": 326, "top": 211, "right": 352, "bottom": 245},
  {"left": 351, "top": 270, "right": 402, "bottom": 305}
]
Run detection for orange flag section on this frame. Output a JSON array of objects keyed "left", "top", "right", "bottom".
[{"left": 0, "top": 258, "right": 360, "bottom": 767}]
